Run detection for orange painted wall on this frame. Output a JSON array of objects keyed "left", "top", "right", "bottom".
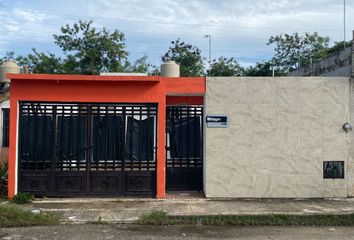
[{"left": 7, "top": 74, "right": 205, "bottom": 199}]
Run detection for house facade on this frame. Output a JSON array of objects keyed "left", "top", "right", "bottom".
[{"left": 5, "top": 72, "right": 353, "bottom": 199}]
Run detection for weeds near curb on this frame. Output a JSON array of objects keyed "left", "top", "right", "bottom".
[
  {"left": 88, "top": 216, "right": 109, "bottom": 225},
  {"left": 0, "top": 205, "right": 60, "bottom": 227},
  {"left": 12, "top": 192, "right": 35, "bottom": 204},
  {"left": 138, "top": 210, "right": 169, "bottom": 225}
]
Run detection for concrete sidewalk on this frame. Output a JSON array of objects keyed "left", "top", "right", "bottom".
[{"left": 5, "top": 197, "right": 354, "bottom": 223}]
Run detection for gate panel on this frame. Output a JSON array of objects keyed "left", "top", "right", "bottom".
[
  {"left": 166, "top": 106, "right": 203, "bottom": 191},
  {"left": 19, "top": 103, "right": 54, "bottom": 195},
  {"left": 18, "top": 102, "right": 157, "bottom": 197},
  {"left": 124, "top": 106, "right": 157, "bottom": 196},
  {"left": 89, "top": 105, "right": 124, "bottom": 196},
  {"left": 53, "top": 105, "right": 88, "bottom": 196}
]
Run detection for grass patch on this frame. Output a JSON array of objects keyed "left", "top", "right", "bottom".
[
  {"left": 88, "top": 216, "right": 108, "bottom": 225},
  {"left": 138, "top": 210, "right": 354, "bottom": 226},
  {"left": 0, "top": 205, "right": 60, "bottom": 227},
  {"left": 139, "top": 210, "right": 169, "bottom": 225},
  {"left": 12, "top": 192, "right": 34, "bottom": 204}
]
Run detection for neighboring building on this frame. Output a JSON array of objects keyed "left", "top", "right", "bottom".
[
  {"left": 5, "top": 63, "right": 353, "bottom": 199},
  {"left": 0, "top": 97, "right": 9, "bottom": 167},
  {"left": 0, "top": 61, "right": 19, "bottom": 167},
  {"left": 289, "top": 31, "right": 354, "bottom": 77},
  {"left": 205, "top": 77, "right": 350, "bottom": 198}
]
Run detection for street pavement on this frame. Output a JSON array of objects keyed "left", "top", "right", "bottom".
[{"left": 1, "top": 224, "right": 354, "bottom": 240}]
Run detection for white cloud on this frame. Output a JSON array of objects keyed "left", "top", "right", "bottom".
[
  {"left": 0, "top": 8, "right": 54, "bottom": 41},
  {"left": 13, "top": 8, "right": 46, "bottom": 22},
  {"left": 0, "top": 0, "right": 353, "bottom": 65}
]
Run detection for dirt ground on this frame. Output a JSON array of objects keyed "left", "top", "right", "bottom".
[{"left": 1, "top": 224, "right": 354, "bottom": 240}]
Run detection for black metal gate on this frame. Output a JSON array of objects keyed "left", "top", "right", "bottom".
[
  {"left": 18, "top": 102, "right": 157, "bottom": 197},
  {"left": 166, "top": 106, "right": 203, "bottom": 191}
]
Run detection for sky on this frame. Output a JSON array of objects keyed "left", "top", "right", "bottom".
[{"left": 0, "top": 0, "right": 353, "bottom": 68}]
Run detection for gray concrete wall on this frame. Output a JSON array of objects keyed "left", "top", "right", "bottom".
[
  {"left": 289, "top": 47, "right": 352, "bottom": 77},
  {"left": 205, "top": 77, "right": 351, "bottom": 198},
  {"left": 352, "top": 31, "right": 354, "bottom": 77},
  {"left": 349, "top": 77, "right": 354, "bottom": 198}
]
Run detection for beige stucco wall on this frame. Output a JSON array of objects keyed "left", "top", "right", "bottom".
[
  {"left": 349, "top": 77, "right": 354, "bottom": 196},
  {"left": 205, "top": 77, "right": 351, "bottom": 198}
]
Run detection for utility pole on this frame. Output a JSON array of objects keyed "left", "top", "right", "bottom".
[
  {"left": 344, "top": 0, "right": 346, "bottom": 48},
  {"left": 204, "top": 34, "right": 212, "bottom": 76}
]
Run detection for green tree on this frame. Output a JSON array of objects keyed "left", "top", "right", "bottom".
[
  {"left": 317, "top": 40, "right": 353, "bottom": 58},
  {"left": 2, "top": 20, "right": 151, "bottom": 75},
  {"left": 0, "top": 50, "right": 63, "bottom": 74},
  {"left": 245, "top": 61, "right": 284, "bottom": 76},
  {"left": 208, "top": 57, "right": 244, "bottom": 76},
  {"left": 53, "top": 20, "right": 128, "bottom": 74},
  {"left": 162, "top": 39, "right": 204, "bottom": 77},
  {"left": 25, "top": 49, "right": 63, "bottom": 74},
  {"left": 0, "top": 51, "right": 16, "bottom": 64},
  {"left": 133, "top": 55, "right": 152, "bottom": 73},
  {"left": 267, "top": 32, "right": 330, "bottom": 73},
  {"left": 123, "top": 54, "right": 158, "bottom": 74}
]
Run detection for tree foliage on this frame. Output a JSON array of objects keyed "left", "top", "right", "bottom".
[
  {"left": 25, "top": 49, "right": 63, "bottom": 74},
  {"left": 3, "top": 25, "right": 349, "bottom": 77},
  {"left": 267, "top": 32, "right": 330, "bottom": 73},
  {"left": 122, "top": 54, "right": 158, "bottom": 75},
  {"left": 1, "top": 50, "right": 65, "bottom": 74},
  {"left": 0, "top": 52, "right": 16, "bottom": 64},
  {"left": 162, "top": 39, "right": 204, "bottom": 77},
  {"left": 0, "top": 20, "right": 153, "bottom": 75},
  {"left": 208, "top": 57, "right": 244, "bottom": 76},
  {"left": 245, "top": 61, "right": 284, "bottom": 77},
  {"left": 53, "top": 20, "right": 128, "bottom": 74},
  {"left": 317, "top": 40, "right": 353, "bottom": 59}
]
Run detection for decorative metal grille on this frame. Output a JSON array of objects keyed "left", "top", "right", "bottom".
[
  {"left": 166, "top": 106, "right": 203, "bottom": 168},
  {"left": 166, "top": 105, "right": 203, "bottom": 191},
  {"left": 18, "top": 101, "right": 157, "bottom": 196}
]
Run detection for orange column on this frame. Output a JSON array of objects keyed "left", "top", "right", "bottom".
[
  {"left": 8, "top": 98, "right": 17, "bottom": 199},
  {"left": 156, "top": 98, "right": 166, "bottom": 198}
]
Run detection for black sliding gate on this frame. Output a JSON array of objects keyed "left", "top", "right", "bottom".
[
  {"left": 18, "top": 102, "right": 157, "bottom": 197},
  {"left": 166, "top": 106, "right": 203, "bottom": 191}
]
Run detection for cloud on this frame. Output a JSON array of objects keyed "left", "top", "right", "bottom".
[
  {"left": 0, "top": 8, "right": 54, "bottom": 41},
  {"left": 0, "top": 0, "right": 353, "bottom": 65}
]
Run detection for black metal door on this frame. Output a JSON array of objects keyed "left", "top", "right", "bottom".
[
  {"left": 18, "top": 102, "right": 157, "bottom": 197},
  {"left": 166, "top": 106, "right": 203, "bottom": 191}
]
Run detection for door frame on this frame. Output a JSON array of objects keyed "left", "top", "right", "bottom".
[{"left": 165, "top": 105, "right": 204, "bottom": 191}]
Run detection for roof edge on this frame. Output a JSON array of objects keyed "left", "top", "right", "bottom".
[{"left": 6, "top": 73, "right": 161, "bottom": 82}]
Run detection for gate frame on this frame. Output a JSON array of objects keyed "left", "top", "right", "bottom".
[
  {"left": 165, "top": 104, "right": 204, "bottom": 191},
  {"left": 17, "top": 101, "right": 158, "bottom": 197},
  {"left": 7, "top": 74, "right": 205, "bottom": 199}
]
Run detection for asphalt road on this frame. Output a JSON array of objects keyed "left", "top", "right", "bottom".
[{"left": 1, "top": 224, "right": 354, "bottom": 240}]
